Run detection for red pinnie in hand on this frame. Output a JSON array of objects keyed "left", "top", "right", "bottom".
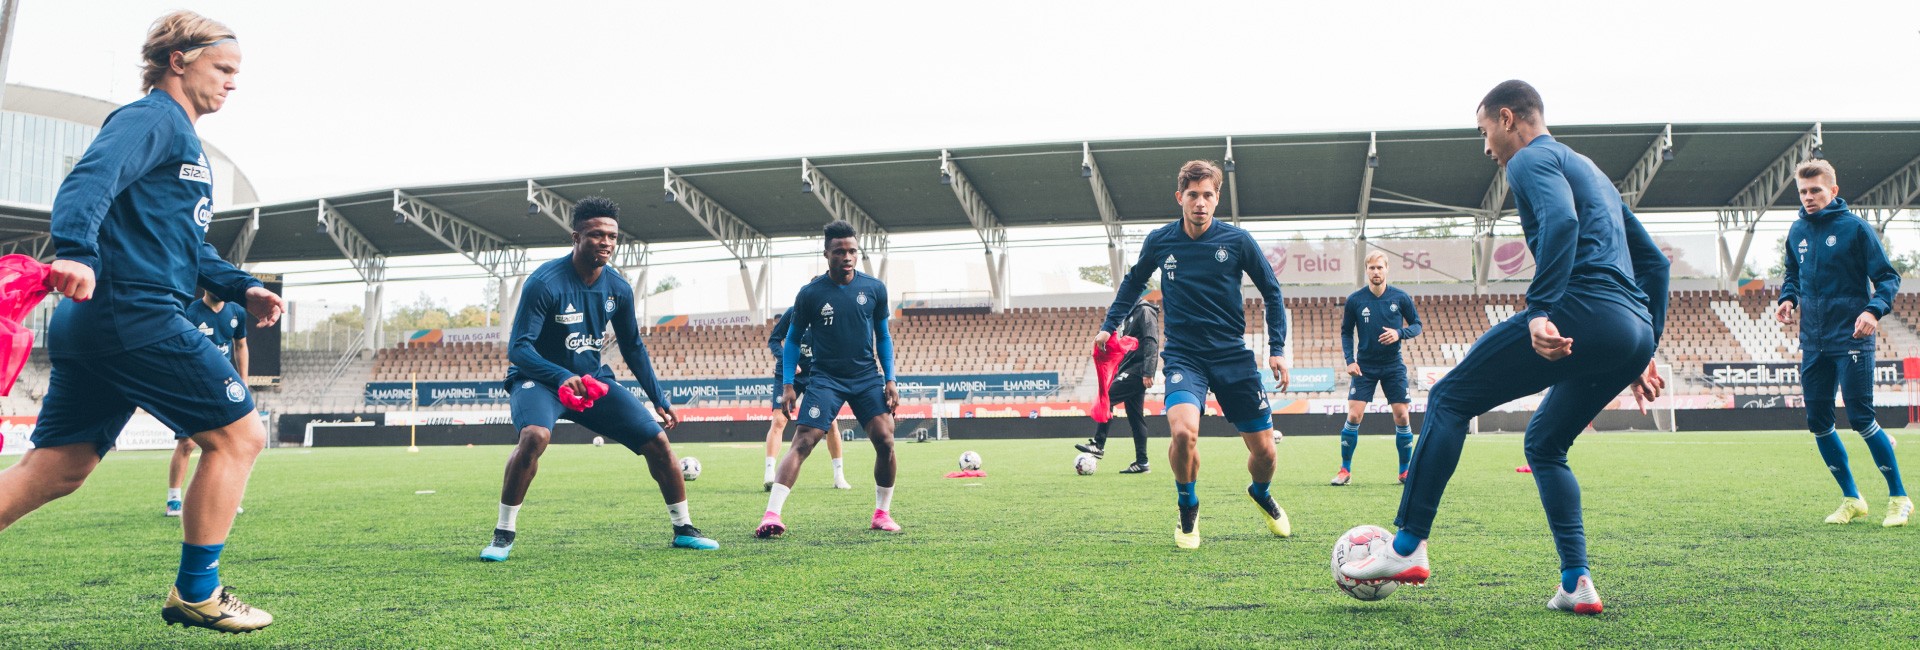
[
  {"left": 559, "top": 375, "right": 611, "bottom": 411},
  {"left": 0, "top": 255, "right": 53, "bottom": 396}
]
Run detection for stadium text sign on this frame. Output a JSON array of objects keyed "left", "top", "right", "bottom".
[
  {"left": 1704, "top": 361, "right": 1904, "bottom": 386},
  {"left": 366, "top": 372, "right": 1060, "bottom": 406}
]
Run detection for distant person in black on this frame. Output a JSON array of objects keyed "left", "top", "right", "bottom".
[{"left": 1078, "top": 299, "right": 1161, "bottom": 474}]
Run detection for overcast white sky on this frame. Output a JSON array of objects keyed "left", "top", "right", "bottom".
[{"left": 7, "top": 1, "right": 1919, "bottom": 325}]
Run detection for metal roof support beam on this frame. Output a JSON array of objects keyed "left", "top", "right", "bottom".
[
  {"left": 663, "top": 169, "right": 771, "bottom": 318},
  {"left": 1715, "top": 124, "right": 1821, "bottom": 293},
  {"left": 801, "top": 159, "right": 890, "bottom": 273},
  {"left": 393, "top": 190, "right": 529, "bottom": 280},
  {"left": 0, "top": 233, "right": 53, "bottom": 261},
  {"left": 1474, "top": 171, "right": 1509, "bottom": 294},
  {"left": 1082, "top": 143, "right": 1127, "bottom": 293},
  {"left": 1354, "top": 132, "right": 1378, "bottom": 285},
  {"left": 227, "top": 207, "right": 260, "bottom": 266},
  {"left": 317, "top": 199, "right": 387, "bottom": 348},
  {"left": 1615, "top": 124, "right": 1673, "bottom": 210},
  {"left": 1855, "top": 152, "right": 1920, "bottom": 234},
  {"left": 940, "top": 150, "right": 1010, "bottom": 311},
  {"left": 530, "top": 179, "right": 651, "bottom": 281},
  {"left": 1225, "top": 137, "right": 1241, "bottom": 226}
]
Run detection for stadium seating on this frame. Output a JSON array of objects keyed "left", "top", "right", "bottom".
[{"left": 259, "top": 288, "right": 1920, "bottom": 414}]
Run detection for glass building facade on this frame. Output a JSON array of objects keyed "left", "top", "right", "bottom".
[{"left": 0, "top": 110, "right": 99, "bottom": 206}]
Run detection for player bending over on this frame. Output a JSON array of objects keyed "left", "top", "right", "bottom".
[
  {"left": 1340, "top": 81, "right": 1670, "bottom": 615},
  {"left": 1078, "top": 298, "right": 1161, "bottom": 474},
  {"left": 0, "top": 11, "right": 283, "bottom": 632},
  {"left": 481, "top": 196, "right": 715, "bottom": 561},
  {"left": 1331, "top": 251, "right": 1421, "bottom": 486},
  {"left": 1772, "top": 159, "right": 1908, "bottom": 527},
  {"left": 167, "top": 288, "right": 251, "bottom": 516},
  {"left": 764, "top": 303, "right": 851, "bottom": 491},
  {"left": 757, "top": 220, "right": 901, "bottom": 538},
  {"left": 1095, "top": 160, "right": 1293, "bottom": 550}
]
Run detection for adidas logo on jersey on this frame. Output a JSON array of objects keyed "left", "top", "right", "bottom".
[
  {"left": 821, "top": 303, "right": 835, "bottom": 317},
  {"left": 1361, "top": 307, "right": 1371, "bottom": 321},
  {"left": 1163, "top": 255, "right": 1178, "bottom": 271},
  {"left": 556, "top": 303, "right": 583, "bottom": 324}
]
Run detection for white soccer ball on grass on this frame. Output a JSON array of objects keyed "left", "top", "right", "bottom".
[
  {"left": 958, "top": 450, "right": 982, "bottom": 470},
  {"left": 1331, "top": 524, "right": 1400, "bottom": 601},
  {"left": 1073, "top": 453, "right": 1098, "bottom": 475}
]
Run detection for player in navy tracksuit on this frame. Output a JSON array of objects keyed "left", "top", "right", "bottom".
[
  {"left": 757, "top": 220, "right": 902, "bottom": 538},
  {"left": 762, "top": 303, "right": 850, "bottom": 491},
  {"left": 1771, "top": 159, "right": 1908, "bottom": 527},
  {"left": 1098, "top": 160, "right": 1293, "bottom": 549},
  {"left": 481, "top": 197, "right": 716, "bottom": 561},
  {"left": 1341, "top": 82, "right": 1670, "bottom": 616},
  {"left": 1333, "top": 251, "right": 1422, "bottom": 486},
  {"left": 166, "top": 289, "right": 252, "bottom": 517},
  {"left": 0, "top": 12, "right": 283, "bottom": 632}
]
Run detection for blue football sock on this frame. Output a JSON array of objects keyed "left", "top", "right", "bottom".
[
  {"left": 1394, "top": 425, "right": 1413, "bottom": 472},
  {"left": 1392, "top": 530, "right": 1421, "bottom": 557},
  {"left": 1339, "top": 422, "right": 1359, "bottom": 470},
  {"left": 1860, "top": 423, "right": 1906, "bottom": 497},
  {"left": 176, "top": 542, "right": 224, "bottom": 603},
  {"left": 1561, "top": 566, "right": 1590, "bottom": 593},
  {"left": 1175, "top": 482, "right": 1198, "bottom": 508},
  {"left": 1814, "top": 429, "right": 1861, "bottom": 499},
  {"left": 1248, "top": 481, "right": 1271, "bottom": 501}
]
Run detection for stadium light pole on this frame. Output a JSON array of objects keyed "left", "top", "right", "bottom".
[
  {"left": 0, "top": 0, "right": 17, "bottom": 112},
  {"left": 1353, "top": 132, "right": 1377, "bottom": 286}
]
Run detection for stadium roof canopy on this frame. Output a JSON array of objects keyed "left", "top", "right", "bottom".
[{"left": 3, "top": 121, "right": 1917, "bottom": 286}]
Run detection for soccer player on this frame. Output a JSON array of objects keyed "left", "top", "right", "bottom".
[
  {"left": 756, "top": 220, "right": 901, "bottom": 538},
  {"left": 1077, "top": 298, "right": 1161, "bottom": 474},
  {"left": 1331, "top": 251, "right": 1421, "bottom": 486},
  {"left": 481, "top": 196, "right": 717, "bottom": 561},
  {"left": 1340, "top": 81, "right": 1670, "bottom": 616},
  {"left": 764, "top": 304, "right": 852, "bottom": 491},
  {"left": 1772, "top": 159, "right": 1908, "bottom": 527},
  {"left": 0, "top": 12, "right": 282, "bottom": 632},
  {"left": 167, "top": 288, "right": 251, "bottom": 516},
  {"left": 1095, "top": 160, "right": 1292, "bottom": 550}
]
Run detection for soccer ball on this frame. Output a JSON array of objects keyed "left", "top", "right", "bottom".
[
  {"left": 958, "top": 450, "right": 982, "bottom": 470},
  {"left": 1073, "top": 453, "right": 1098, "bottom": 475},
  {"left": 1331, "top": 524, "right": 1400, "bottom": 601},
  {"left": 679, "top": 457, "right": 702, "bottom": 481},
  {"left": 592, "top": 436, "right": 604, "bottom": 447}
]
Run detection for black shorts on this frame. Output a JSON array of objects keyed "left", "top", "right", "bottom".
[{"left": 1108, "top": 370, "right": 1147, "bottom": 402}]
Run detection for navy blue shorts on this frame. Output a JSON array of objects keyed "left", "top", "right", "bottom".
[
  {"left": 772, "top": 369, "right": 811, "bottom": 410},
  {"left": 1161, "top": 348, "right": 1272, "bottom": 430},
  {"left": 795, "top": 372, "right": 888, "bottom": 432},
  {"left": 1349, "top": 362, "right": 1410, "bottom": 404},
  {"left": 33, "top": 330, "right": 254, "bottom": 457},
  {"left": 1800, "top": 348, "right": 1875, "bottom": 401},
  {"left": 510, "top": 377, "right": 662, "bottom": 454}
]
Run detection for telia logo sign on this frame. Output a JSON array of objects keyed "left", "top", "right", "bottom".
[{"left": 1494, "top": 241, "right": 1529, "bottom": 274}]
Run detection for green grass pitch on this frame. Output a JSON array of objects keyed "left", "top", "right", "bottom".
[{"left": 2, "top": 430, "right": 1916, "bottom": 648}]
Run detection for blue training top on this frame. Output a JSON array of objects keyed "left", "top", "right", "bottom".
[
  {"left": 768, "top": 306, "right": 815, "bottom": 380},
  {"left": 47, "top": 90, "right": 262, "bottom": 358},
  {"left": 185, "top": 299, "right": 249, "bottom": 364},
  {"left": 1507, "top": 134, "right": 1670, "bottom": 344},
  {"left": 1103, "top": 219, "right": 1287, "bottom": 358},
  {"left": 783, "top": 271, "right": 893, "bottom": 384},
  {"left": 1341, "top": 286, "right": 1421, "bottom": 366},
  {"left": 506, "top": 255, "right": 669, "bottom": 411},
  {"left": 1779, "top": 197, "right": 1899, "bottom": 353}
]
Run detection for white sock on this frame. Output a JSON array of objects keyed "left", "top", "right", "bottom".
[
  {"left": 764, "top": 456, "right": 777, "bottom": 480},
  {"left": 833, "top": 457, "right": 845, "bottom": 479},
  {"left": 497, "top": 503, "right": 521, "bottom": 532},
  {"left": 767, "top": 484, "right": 792, "bottom": 515},
  {"left": 876, "top": 486, "right": 894, "bottom": 512},
  {"left": 167, "top": 488, "right": 182, "bottom": 501},
  {"left": 667, "top": 501, "right": 691, "bottom": 527}
]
